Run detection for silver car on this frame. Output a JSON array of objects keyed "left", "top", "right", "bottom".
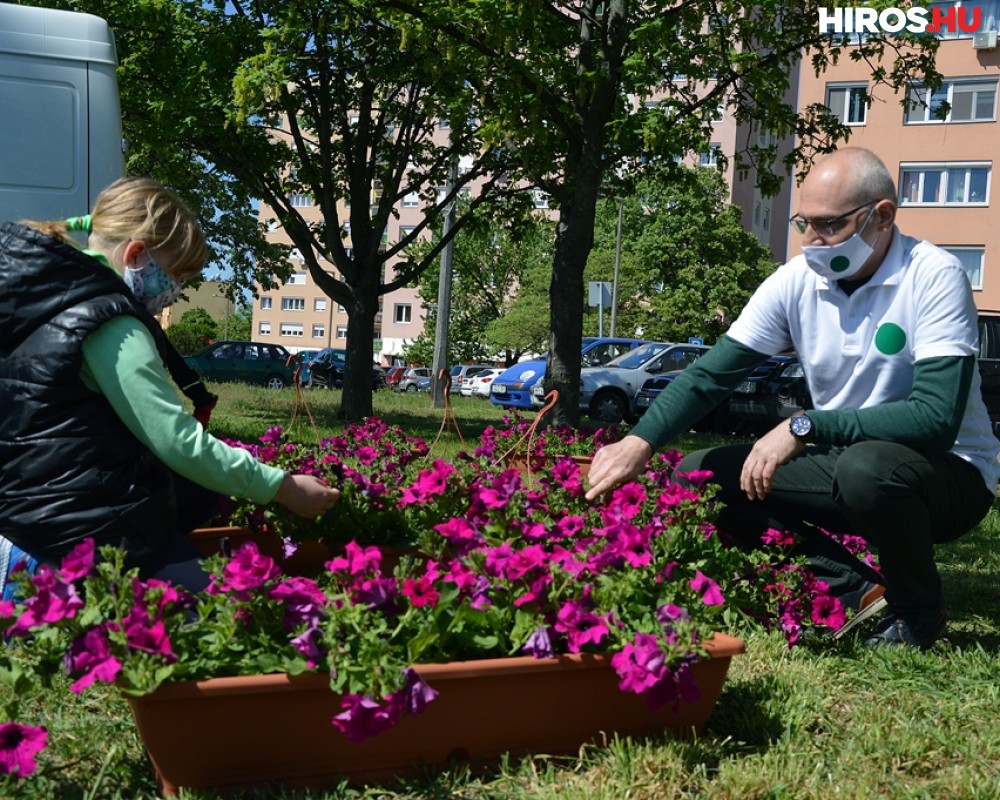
[{"left": 579, "top": 342, "right": 709, "bottom": 423}]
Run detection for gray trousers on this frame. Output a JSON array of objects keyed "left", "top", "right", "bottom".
[{"left": 677, "top": 440, "right": 994, "bottom": 612}]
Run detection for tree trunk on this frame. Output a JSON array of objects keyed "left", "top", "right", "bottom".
[{"left": 339, "top": 290, "right": 379, "bottom": 421}]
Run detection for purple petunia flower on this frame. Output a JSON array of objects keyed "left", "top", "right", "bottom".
[
  {"left": 331, "top": 694, "right": 402, "bottom": 743},
  {"left": 269, "top": 576, "right": 328, "bottom": 628},
  {"left": 522, "top": 626, "right": 555, "bottom": 659},
  {"left": 554, "top": 599, "right": 609, "bottom": 652},
  {"left": 0, "top": 722, "right": 48, "bottom": 778},
  {"left": 399, "top": 668, "right": 438, "bottom": 716},
  {"left": 65, "top": 626, "right": 123, "bottom": 694}
]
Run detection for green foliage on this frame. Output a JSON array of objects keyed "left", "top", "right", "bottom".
[
  {"left": 408, "top": 201, "right": 554, "bottom": 366},
  {"left": 164, "top": 307, "right": 217, "bottom": 355},
  {"left": 586, "top": 164, "right": 777, "bottom": 344}
]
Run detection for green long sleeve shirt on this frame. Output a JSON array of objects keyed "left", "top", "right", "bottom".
[
  {"left": 79, "top": 314, "right": 285, "bottom": 504},
  {"left": 630, "top": 335, "right": 974, "bottom": 453}
]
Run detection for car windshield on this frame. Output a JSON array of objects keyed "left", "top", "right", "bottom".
[{"left": 605, "top": 342, "right": 672, "bottom": 370}]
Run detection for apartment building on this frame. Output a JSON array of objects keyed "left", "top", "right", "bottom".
[{"left": 792, "top": 17, "right": 1000, "bottom": 310}]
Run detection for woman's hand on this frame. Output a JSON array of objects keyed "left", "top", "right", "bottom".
[{"left": 273, "top": 474, "right": 341, "bottom": 517}]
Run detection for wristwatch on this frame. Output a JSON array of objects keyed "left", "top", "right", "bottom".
[{"left": 789, "top": 413, "right": 814, "bottom": 443}]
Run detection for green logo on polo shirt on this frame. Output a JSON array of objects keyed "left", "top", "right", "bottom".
[{"left": 875, "top": 322, "right": 906, "bottom": 355}]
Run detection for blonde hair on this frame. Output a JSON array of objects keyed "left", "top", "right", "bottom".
[{"left": 24, "top": 177, "right": 208, "bottom": 281}]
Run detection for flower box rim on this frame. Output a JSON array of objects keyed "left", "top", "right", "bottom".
[{"left": 126, "top": 633, "right": 746, "bottom": 704}]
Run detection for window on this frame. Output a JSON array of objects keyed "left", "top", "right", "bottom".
[
  {"left": 700, "top": 144, "right": 722, "bottom": 167},
  {"left": 899, "top": 163, "right": 990, "bottom": 205},
  {"left": 260, "top": 296, "right": 273, "bottom": 310},
  {"left": 905, "top": 80, "right": 997, "bottom": 123},
  {"left": 314, "top": 298, "right": 327, "bottom": 312},
  {"left": 402, "top": 192, "right": 419, "bottom": 207},
  {"left": 279, "top": 323, "right": 304, "bottom": 338},
  {"left": 399, "top": 225, "right": 416, "bottom": 242},
  {"left": 258, "top": 321, "right": 271, "bottom": 336},
  {"left": 945, "top": 246, "right": 985, "bottom": 289},
  {"left": 532, "top": 189, "right": 549, "bottom": 209},
  {"left": 282, "top": 297, "right": 306, "bottom": 311},
  {"left": 312, "top": 323, "right": 326, "bottom": 338},
  {"left": 394, "top": 303, "right": 412, "bottom": 324},
  {"left": 336, "top": 325, "right": 348, "bottom": 340},
  {"left": 826, "top": 84, "right": 868, "bottom": 125},
  {"left": 289, "top": 193, "right": 311, "bottom": 207},
  {"left": 287, "top": 272, "right": 307, "bottom": 285}
]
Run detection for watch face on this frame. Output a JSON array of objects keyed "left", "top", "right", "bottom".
[{"left": 790, "top": 415, "right": 812, "bottom": 437}]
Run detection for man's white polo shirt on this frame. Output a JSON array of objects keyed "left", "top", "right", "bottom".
[{"left": 727, "top": 228, "right": 1000, "bottom": 492}]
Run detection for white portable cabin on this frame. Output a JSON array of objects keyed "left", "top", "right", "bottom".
[{"left": 0, "top": 4, "right": 123, "bottom": 224}]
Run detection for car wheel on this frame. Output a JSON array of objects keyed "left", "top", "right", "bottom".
[
  {"left": 264, "top": 374, "right": 287, "bottom": 390},
  {"left": 406, "top": 383, "right": 418, "bottom": 392},
  {"left": 590, "top": 391, "right": 626, "bottom": 424}
]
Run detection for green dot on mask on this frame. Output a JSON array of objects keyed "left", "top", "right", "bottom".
[
  {"left": 875, "top": 323, "right": 906, "bottom": 355},
  {"left": 830, "top": 255, "right": 851, "bottom": 273}
]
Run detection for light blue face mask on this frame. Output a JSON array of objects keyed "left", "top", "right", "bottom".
[
  {"left": 122, "top": 256, "right": 182, "bottom": 316},
  {"left": 802, "top": 206, "right": 881, "bottom": 281}
]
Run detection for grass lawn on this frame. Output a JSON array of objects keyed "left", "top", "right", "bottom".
[{"left": 3, "top": 383, "right": 999, "bottom": 799}]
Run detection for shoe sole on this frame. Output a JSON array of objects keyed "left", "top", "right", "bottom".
[{"left": 833, "top": 596, "right": 889, "bottom": 640}]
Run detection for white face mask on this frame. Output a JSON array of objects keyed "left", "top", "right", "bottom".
[
  {"left": 123, "top": 256, "right": 182, "bottom": 316},
  {"left": 802, "top": 207, "right": 880, "bottom": 281}
]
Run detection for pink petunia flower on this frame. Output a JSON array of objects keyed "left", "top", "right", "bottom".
[
  {"left": 554, "top": 599, "right": 609, "bottom": 651},
  {"left": 0, "top": 722, "right": 48, "bottom": 778},
  {"left": 398, "top": 460, "right": 456, "bottom": 506},
  {"left": 325, "top": 540, "right": 382, "bottom": 576},
  {"left": 811, "top": 594, "right": 847, "bottom": 631},
  {"left": 58, "top": 538, "right": 95, "bottom": 582},
  {"left": 208, "top": 541, "right": 280, "bottom": 599},
  {"left": 6, "top": 567, "right": 85, "bottom": 637},
  {"left": 611, "top": 632, "right": 666, "bottom": 694},
  {"left": 689, "top": 570, "right": 725, "bottom": 606},
  {"left": 269, "top": 576, "right": 328, "bottom": 628}
]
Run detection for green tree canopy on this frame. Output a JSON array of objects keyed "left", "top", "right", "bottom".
[
  {"left": 584, "top": 164, "right": 777, "bottom": 344},
  {"left": 407, "top": 202, "right": 554, "bottom": 367},
  {"left": 165, "top": 308, "right": 218, "bottom": 356}
]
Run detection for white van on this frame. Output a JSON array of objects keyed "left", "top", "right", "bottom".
[{"left": 0, "top": 5, "right": 123, "bottom": 224}]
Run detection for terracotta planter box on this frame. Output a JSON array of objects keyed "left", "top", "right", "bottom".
[
  {"left": 187, "top": 526, "right": 333, "bottom": 575},
  {"left": 126, "top": 633, "right": 745, "bottom": 797}
]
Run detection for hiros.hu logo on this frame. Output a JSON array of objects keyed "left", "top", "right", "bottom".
[{"left": 818, "top": 5, "right": 985, "bottom": 34}]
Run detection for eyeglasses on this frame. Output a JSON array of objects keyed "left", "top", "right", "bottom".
[{"left": 789, "top": 202, "right": 875, "bottom": 237}]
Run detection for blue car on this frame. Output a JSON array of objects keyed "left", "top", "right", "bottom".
[{"left": 490, "top": 337, "right": 647, "bottom": 411}]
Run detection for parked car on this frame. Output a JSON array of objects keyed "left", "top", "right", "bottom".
[
  {"left": 579, "top": 342, "right": 710, "bottom": 424},
  {"left": 385, "top": 366, "right": 407, "bottom": 389},
  {"left": 307, "top": 347, "right": 347, "bottom": 389},
  {"left": 449, "top": 364, "right": 495, "bottom": 393},
  {"left": 463, "top": 367, "right": 505, "bottom": 398},
  {"left": 397, "top": 367, "right": 432, "bottom": 392},
  {"left": 182, "top": 340, "right": 295, "bottom": 390},
  {"left": 291, "top": 348, "right": 321, "bottom": 386},
  {"left": 727, "top": 355, "right": 811, "bottom": 434},
  {"left": 977, "top": 314, "right": 1000, "bottom": 437},
  {"left": 492, "top": 337, "right": 647, "bottom": 411},
  {"left": 633, "top": 355, "right": 790, "bottom": 435}
]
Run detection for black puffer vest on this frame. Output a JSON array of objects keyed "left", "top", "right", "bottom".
[{"left": 0, "top": 222, "right": 177, "bottom": 565}]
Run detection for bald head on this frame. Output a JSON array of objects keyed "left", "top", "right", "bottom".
[{"left": 805, "top": 148, "right": 897, "bottom": 207}]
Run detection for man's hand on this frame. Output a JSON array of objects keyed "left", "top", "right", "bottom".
[
  {"left": 739, "top": 420, "right": 805, "bottom": 501},
  {"left": 585, "top": 435, "right": 654, "bottom": 500},
  {"left": 274, "top": 474, "right": 341, "bottom": 518}
]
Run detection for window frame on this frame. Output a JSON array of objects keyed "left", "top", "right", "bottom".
[{"left": 898, "top": 162, "right": 991, "bottom": 206}]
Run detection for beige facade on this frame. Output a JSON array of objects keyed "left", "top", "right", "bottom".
[{"left": 791, "top": 34, "right": 1000, "bottom": 310}]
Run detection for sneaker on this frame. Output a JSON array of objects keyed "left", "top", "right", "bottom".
[
  {"left": 832, "top": 581, "right": 887, "bottom": 641},
  {"left": 864, "top": 605, "right": 947, "bottom": 651}
]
